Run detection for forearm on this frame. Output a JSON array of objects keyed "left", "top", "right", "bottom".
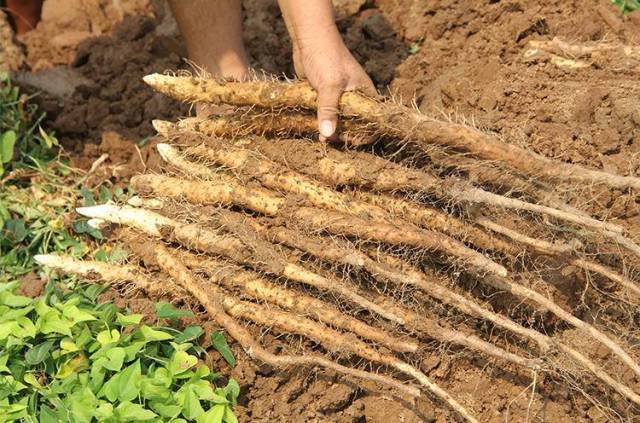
[
  {"left": 277, "top": 0, "right": 342, "bottom": 49},
  {"left": 168, "top": 0, "right": 248, "bottom": 78}
]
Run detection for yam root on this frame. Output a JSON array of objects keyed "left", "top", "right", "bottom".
[
  {"left": 143, "top": 74, "right": 640, "bottom": 190},
  {"left": 178, "top": 238, "right": 537, "bottom": 369},
  {"left": 153, "top": 114, "right": 377, "bottom": 146},
  {"left": 145, "top": 150, "right": 509, "bottom": 276},
  {"left": 35, "top": 254, "right": 422, "bottom": 401},
  {"left": 159, "top": 133, "right": 635, "bottom": 258},
  {"left": 482, "top": 273, "right": 640, "bottom": 380},
  {"left": 76, "top": 204, "right": 406, "bottom": 324},
  {"left": 153, "top": 244, "right": 478, "bottom": 423},
  {"left": 289, "top": 206, "right": 508, "bottom": 277},
  {"left": 178, "top": 252, "right": 418, "bottom": 353}
]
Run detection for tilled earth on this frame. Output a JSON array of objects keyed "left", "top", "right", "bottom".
[{"left": 5, "top": 0, "right": 640, "bottom": 421}]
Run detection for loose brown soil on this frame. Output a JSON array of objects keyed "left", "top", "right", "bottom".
[{"left": 11, "top": 0, "right": 640, "bottom": 421}]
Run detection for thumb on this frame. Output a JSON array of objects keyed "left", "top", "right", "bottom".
[{"left": 316, "top": 82, "right": 344, "bottom": 140}]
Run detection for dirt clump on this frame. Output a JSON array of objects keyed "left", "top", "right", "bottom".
[
  {"left": 18, "top": 0, "right": 153, "bottom": 71},
  {"left": 16, "top": 272, "right": 46, "bottom": 298},
  {"left": 48, "top": 13, "right": 188, "bottom": 149},
  {"left": 0, "top": 12, "right": 25, "bottom": 71},
  {"left": 383, "top": 0, "right": 640, "bottom": 198}
]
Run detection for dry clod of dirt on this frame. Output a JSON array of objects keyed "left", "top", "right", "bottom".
[{"left": 0, "top": 12, "right": 25, "bottom": 71}]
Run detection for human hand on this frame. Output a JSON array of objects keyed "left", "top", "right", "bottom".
[
  {"left": 293, "top": 33, "right": 375, "bottom": 141},
  {"left": 278, "top": 0, "right": 375, "bottom": 142}
]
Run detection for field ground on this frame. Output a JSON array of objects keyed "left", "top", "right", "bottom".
[{"left": 2, "top": 0, "right": 640, "bottom": 421}]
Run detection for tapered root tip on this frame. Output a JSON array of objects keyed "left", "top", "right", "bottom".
[
  {"left": 88, "top": 218, "right": 107, "bottom": 229},
  {"left": 156, "top": 143, "right": 174, "bottom": 160},
  {"left": 142, "top": 73, "right": 163, "bottom": 88},
  {"left": 76, "top": 204, "right": 120, "bottom": 219},
  {"left": 152, "top": 120, "right": 174, "bottom": 136},
  {"left": 34, "top": 254, "right": 57, "bottom": 266}
]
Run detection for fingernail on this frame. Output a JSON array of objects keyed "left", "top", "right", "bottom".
[{"left": 319, "top": 120, "right": 335, "bottom": 138}]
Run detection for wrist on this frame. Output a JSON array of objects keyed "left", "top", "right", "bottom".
[
  {"left": 293, "top": 22, "right": 343, "bottom": 53},
  {"left": 279, "top": 0, "right": 340, "bottom": 49}
]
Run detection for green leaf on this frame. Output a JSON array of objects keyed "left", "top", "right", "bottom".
[
  {"left": 103, "top": 347, "right": 126, "bottom": 371},
  {"left": 61, "top": 303, "right": 97, "bottom": 324},
  {"left": 94, "top": 402, "right": 114, "bottom": 420},
  {"left": 68, "top": 387, "right": 97, "bottom": 423},
  {"left": 116, "top": 312, "right": 143, "bottom": 326},
  {"left": 122, "top": 341, "right": 145, "bottom": 361},
  {"left": 22, "top": 372, "right": 42, "bottom": 388},
  {"left": 139, "top": 325, "right": 173, "bottom": 342},
  {"left": 0, "top": 131, "right": 16, "bottom": 163},
  {"left": 40, "top": 405, "right": 59, "bottom": 423},
  {"left": 25, "top": 340, "right": 55, "bottom": 365},
  {"left": 140, "top": 377, "right": 171, "bottom": 402},
  {"left": 0, "top": 290, "right": 31, "bottom": 308},
  {"left": 225, "top": 379, "right": 240, "bottom": 406},
  {"left": 99, "top": 185, "right": 113, "bottom": 203},
  {"left": 74, "top": 324, "right": 93, "bottom": 349},
  {"left": 183, "top": 387, "right": 205, "bottom": 419},
  {"left": 150, "top": 401, "right": 182, "bottom": 418},
  {"left": 39, "top": 310, "right": 73, "bottom": 336},
  {"left": 117, "top": 359, "right": 142, "bottom": 402},
  {"left": 155, "top": 302, "right": 194, "bottom": 320},
  {"left": 4, "top": 219, "right": 27, "bottom": 243},
  {"left": 79, "top": 187, "right": 95, "bottom": 206},
  {"left": 211, "top": 332, "right": 235, "bottom": 368},
  {"left": 175, "top": 325, "right": 204, "bottom": 344},
  {"left": 38, "top": 126, "right": 59, "bottom": 148},
  {"left": 100, "top": 373, "right": 120, "bottom": 402},
  {"left": 115, "top": 401, "right": 157, "bottom": 421},
  {"left": 96, "top": 329, "right": 120, "bottom": 346},
  {"left": 197, "top": 404, "right": 225, "bottom": 423},
  {"left": 223, "top": 406, "right": 238, "bottom": 423},
  {"left": 56, "top": 354, "right": 90, "bottom": 378},
  {"left": 186, "top": 379, "right": 216, "bottom": 401},
  {"left": 0, "top": 321, "right": 20, "bottom": 341},
  {"left": 73, "top": 220, "right": 103, "bottom": 240},
  {"left": 168, "top": 351, "right": 198, "bottom": 376},
  {"left": 61, "top": 337, "right": 80, "bottom": 353}
]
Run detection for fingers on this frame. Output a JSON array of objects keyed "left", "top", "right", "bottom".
[
  {"left": 316, "top": 81, "right": 344, "bottom": 141},
  {"left": 347, "top": 74, "right": 376, "bottom": 98}
]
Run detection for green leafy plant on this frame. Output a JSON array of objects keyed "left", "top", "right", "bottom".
[
  {"left": 0, "top": 72, "right": 59, "bottom": 177},
  {"left": 0, "top": 281, "right": 239, "bottom": 422},
  {"left": 612, "top": 0, "right": 640, "bottom": 13},
  {"left": 0, "top": 163, "right": 88, "bottom": 279},
  {"left": 0, "top": 72, "right": 240, "bottom": 422}
]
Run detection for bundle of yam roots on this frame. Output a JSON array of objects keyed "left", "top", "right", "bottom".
[{"left": 36, "top": 73, "right": 640, "bottom": 422}]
